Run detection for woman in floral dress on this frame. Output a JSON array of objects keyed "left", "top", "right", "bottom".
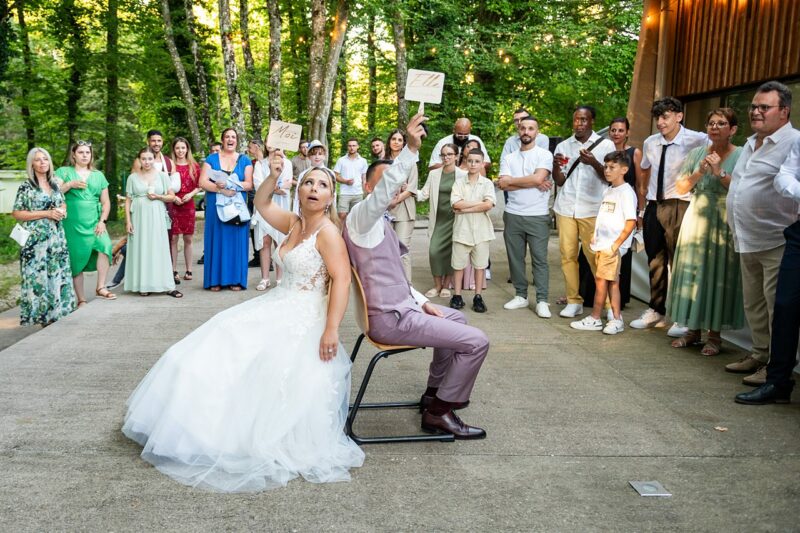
[{"left": 12, "top": 147, "right": 76, "bottom": 325}]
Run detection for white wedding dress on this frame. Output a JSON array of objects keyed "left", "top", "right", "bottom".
[{"left": 122, "top": 227, "right": 364, "bottom": 492}]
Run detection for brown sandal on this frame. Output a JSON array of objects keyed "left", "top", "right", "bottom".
[
  {"left": 183, "top": 271, "right": 193, "bottom": 280},
  {"left": 96, "top": 288, "right": 117, "bottom": 300},
  {"left": 701, "top": 334, "right": 722, "bottom": 356},
  {"left": 671, "top": 331, "right": 702, "bottom": 348}
]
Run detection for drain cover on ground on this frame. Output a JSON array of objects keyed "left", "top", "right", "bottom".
[{"left": 629, "top": 481, "right": 671, "bottom": 497}]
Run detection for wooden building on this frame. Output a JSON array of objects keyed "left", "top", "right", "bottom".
[{"left": 627, "top": 0, "right": 800, "bottom": 145}]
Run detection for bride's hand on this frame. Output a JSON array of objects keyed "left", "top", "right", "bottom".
[{"left": 319, "top": 328, "right": 338, "bottom": 361}]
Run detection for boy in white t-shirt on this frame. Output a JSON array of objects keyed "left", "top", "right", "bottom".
[{"left": 571, "top": 151, "right": 637, "bottom": 335}]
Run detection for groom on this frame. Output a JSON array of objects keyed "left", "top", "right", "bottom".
[{"left": 343, "top": 113, "right": 489, "bottom": 439}]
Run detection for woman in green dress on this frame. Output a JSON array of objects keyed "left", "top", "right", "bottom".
[
  {"left": 417, "top": 143, "right": 467, "bottom": 298},
  {"left": 668, "top": 108, "right": 744, "bottom": 356},
  {"left": 55, "top": 141, "right": 115, "bottom": 305},
  {"left": 12, "top": 147, "right": 76, "bottom": 326},
  {"left": 124, "top": 147, "right": 181, "bottom": 297}
]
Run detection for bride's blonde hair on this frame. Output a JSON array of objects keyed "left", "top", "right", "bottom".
[{"left": 298, "top": 167, "right": 341, "bottom": 229}]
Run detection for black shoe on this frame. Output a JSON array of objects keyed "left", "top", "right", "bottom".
[
  {"left": 472, "top": 294, "right": 487, "bottom": 313},
  {"left": 421, "top": 410, "right": 486, "bottom": 440},
  {"left": 735, "top": 382, "right": 793, "bottom": 405},
  {"left": 449, "top": 295, "right": 465, "bottom": 309},
  {"left": 197, "top": 254, "right": 204, "bottom": 265},
  {"left": 248, "top": 257, "right": 260, "bottom": 267}
]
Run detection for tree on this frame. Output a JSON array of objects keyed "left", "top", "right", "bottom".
[
  {"left": 104, "top": 0, "right": 119, "bottom": 218},
  {"left": 366, "top": 13, "right": 377, "bottom": 132},
  {"left": 389, "top": 11, "right": 408, "bottom": 129},
  {"left": 306, "top": 0, "right": 348, "bottom": 145},
  {"left": 239, "top": 0, "right": 262, "bottom": 137},
  {"left": 267, "top": 0, "right": 281, "bottom": 120},
  {"left": 160, "top": 0, "right": 202, "bottom": 153},
  {"left": 184, "top": 0, "right": 213, "bottom": 146},
  {"left": 218, "top": 0, "right": 245, "bottom": 146},
  {"left": 53, "top": 0, "right": 88, "bottom": 154},
  {"left": 15, "top": 0, "right": 35, "bottom": 150}
]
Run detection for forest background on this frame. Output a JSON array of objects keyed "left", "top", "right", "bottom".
[{"left": 0, "top": 0, "right": 642, "bottom": 217}]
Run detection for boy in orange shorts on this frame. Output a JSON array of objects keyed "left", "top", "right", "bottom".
[{"left": 571, "top": 151, "right": 637, "bottom": 334}]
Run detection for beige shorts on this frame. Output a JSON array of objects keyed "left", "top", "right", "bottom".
[
  {"left": 451, "top": 241, "right": 490, "bottom": 270},
  {"left": 337, "top": 194, "right": 363, "bottom": 213},
  {"left": 595, "top": 248, "right": 622, "bottom": 282}
]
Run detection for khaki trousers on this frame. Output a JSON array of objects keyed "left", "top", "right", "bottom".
[
  {"left": 739, "top": 245, "right": 784, "bottom": 363},
  {"left": 557, "top": 214, "right": 597, "bottom": 304}
]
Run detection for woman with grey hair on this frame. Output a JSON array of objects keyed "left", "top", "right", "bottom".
[{"left": 11, "top": 147, "right": 77, "bottom": 324}]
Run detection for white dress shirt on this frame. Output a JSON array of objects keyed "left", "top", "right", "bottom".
[
  {"left": 346, "top": 147, "right": 428, "bottom": 305},
  {"left": 641, "top": 126, "right": 708, "bottom": 201},
  {"left": 553, "top": 132, "right": 615, "bottom": 219},
  {"left": 727, "top": 122, "right": 800, "bottom": 253},
  {"left": 428, "top": 134, "right": 490, "bottom": 167},
  {"left": 500, "top": 133, "right": 550, "bottom": 165},
  {"left": 774, "top": 136, "right": 800, "bottom": 203}
]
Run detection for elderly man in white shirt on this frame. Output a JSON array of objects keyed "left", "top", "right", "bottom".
[
  {"left": 724, "top": 81, "right": 800, "bottom": 387},
  {"left": 552, "top": 105, "right": 616, "bottom": 318},
  {"left": 632, "top": 97, "right": 707, "bottom": 334},
  {"left": 499, "top": 108, "right": 550, "bottom": 166},
  {"left": 428, "top": 117, "right": 490, "bottom": 172}
]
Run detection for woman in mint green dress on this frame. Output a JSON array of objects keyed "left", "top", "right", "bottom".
[
  {"left": 12, "top": 147, "right": 76, "bottom": 325},
  {"left": 55, "top": 141, "right": 115, "bottom": 306},
  {"left": 125, "top": 148, "right": 181, "bottom": 297},
  {"left": 668, "top": 108, "right": 744, "bottom": 356}
]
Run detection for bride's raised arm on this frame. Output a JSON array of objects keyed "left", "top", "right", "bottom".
[
  {"left": 316, "top": 224, "right": 351, "bottom": 361},
  {"left": 254, "top": 150, "right": 297, "bottom": 234}
]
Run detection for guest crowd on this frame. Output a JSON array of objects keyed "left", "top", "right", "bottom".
[{"left": 10, "top": 80, "right": 799, "bottom": 405}]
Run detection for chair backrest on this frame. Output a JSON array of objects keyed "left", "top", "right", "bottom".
[{"left": 350, "top": 267, "right": 370, "bottom": 336}]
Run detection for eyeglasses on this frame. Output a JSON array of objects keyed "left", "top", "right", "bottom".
[
  {"left": 440, "top": 152, "right": 456, "bottom": 158},
  {"left": 749, "top": 104, "right": 784, "bottom": 114},
  {"left": 707, "top": 121, "right": 729, "bottom": 129},
  {"left": 77, "top": 140, "right": 92, "bottom": 147}
]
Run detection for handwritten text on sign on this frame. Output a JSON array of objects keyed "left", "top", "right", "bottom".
[
  {"left": 404, "top": 69, "right": 445, "bottom": 104},
  {"left": 267, "top": 120, "right": 303, "bottom": 152}
]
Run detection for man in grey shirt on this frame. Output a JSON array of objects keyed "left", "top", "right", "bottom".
[{"left": 725, "top": 80, "right": 800, "bottom": 386}]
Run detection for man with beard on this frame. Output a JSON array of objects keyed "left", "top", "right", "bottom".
[
  {"left": 428, "top": 117, "right": 490, "bottom": 173},
  {"left": 497, "top": 116, "right": 554, "bottom": 317},
  {"left": 370, "top": 137, "right": 386, "bottom": 160},
  {"left": 131, "top": 130, "right": 174, "bottom": 174},
  {"left": 552, "top": 106, "right": 616, "bottom": 319}
]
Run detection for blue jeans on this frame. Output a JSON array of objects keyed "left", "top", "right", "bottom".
[
  {"left": 112, "top": 244, "right": 126, "bottom": 285},
  {"left": 767, "top": 220, "right": 800, "bottom": 388}
]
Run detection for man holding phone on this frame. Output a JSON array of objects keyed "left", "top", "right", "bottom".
[{"left": 552, "top": 105, "right": 616, "bottom": 318}]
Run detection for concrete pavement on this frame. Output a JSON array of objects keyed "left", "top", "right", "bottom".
[{"left": 1, "top": 228, "right": 798, "bottom": 531}]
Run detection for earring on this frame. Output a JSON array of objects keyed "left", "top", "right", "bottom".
[{"left": 325, "top": 204, "right": 330, "bottom": 214}]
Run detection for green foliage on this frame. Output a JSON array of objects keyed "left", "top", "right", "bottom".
[{"left": 0, "top": 214, "right": 21, "bottom": 264}]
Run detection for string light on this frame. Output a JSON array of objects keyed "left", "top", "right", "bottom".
[
  {"left": 503, "top": 56, "right": 510, "bottom": 64},
  {"left": 498, "top": 49, "right": 504, "bottom": 56},
  {"left": 430, "top": 47, "right": 437, "bottom": 54}
]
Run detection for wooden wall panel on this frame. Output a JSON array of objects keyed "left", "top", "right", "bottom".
[{"left": 670, "top": 0, "right": 800, "bottom": 97}]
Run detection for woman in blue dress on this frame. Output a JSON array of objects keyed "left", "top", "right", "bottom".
[{"left": 198, "top": 128, "right": 253, "bottom": 291}]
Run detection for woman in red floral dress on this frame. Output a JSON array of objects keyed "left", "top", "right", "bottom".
[{"left": 169, "top": 137, "right": 201, "bottom": 282}]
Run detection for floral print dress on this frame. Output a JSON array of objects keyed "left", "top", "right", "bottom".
[{"left": 13, "top": 181, "right": 76, "bottom": 325}]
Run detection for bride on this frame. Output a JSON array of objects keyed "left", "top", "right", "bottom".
[{"left": 122, "top": 151, "right": 364, "bottom": 492}]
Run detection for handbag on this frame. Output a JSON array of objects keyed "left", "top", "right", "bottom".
[{"left": 10, "top": 223, "right": 31, "bottom": 247}]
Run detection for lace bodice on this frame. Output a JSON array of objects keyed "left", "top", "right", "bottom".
[{"left": 273, "top": 228, "right": 329, "bottom": 293}]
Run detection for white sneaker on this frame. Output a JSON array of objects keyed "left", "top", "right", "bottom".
[
  {"left": 667, "top": 322, "right": 688, "bottom": 338},
  {"left": 570, "top": 315, "right": 603, "bottom": 331},
  {"left": 535, "top": 302, "right": 551, "bottom": 318},
  {"left": 603, "top": 319, "right": 625, "bottom": 335},
  {"left": 606, "top": 308, "right": 614, "bottom": 321},
  {"left": 559, "top": 303, "right": 584, "bottom": 318},
  {"left": 630, "top": 308, "right": 666, "bottom": 329},
  {"left": 485, "top": 268, "right": 492, "bottom": 280},
  {"left": 504, "top": 296, "right": 529, "bottom": 310}
]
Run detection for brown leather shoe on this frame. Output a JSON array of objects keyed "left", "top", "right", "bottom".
[
  {"left": 421, "top": 410, "right": 486, "bottom": 439},
  {"left": 742, "top": 366, "right": 767, "bottom": 386},
  {"left": 418, "top": 394, "right": 470, "bottom": 414},
  {"left": 725, "top": 355, "right": 765, "bottom": 374}
]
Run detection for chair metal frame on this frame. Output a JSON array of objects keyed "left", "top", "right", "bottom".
[{"left": 346, "top": 268, "right": 455, "bottom": 445}]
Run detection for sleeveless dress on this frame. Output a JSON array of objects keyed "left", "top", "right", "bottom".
[{"left": 122, "top": 227, "right": 364, "bottom": 492}]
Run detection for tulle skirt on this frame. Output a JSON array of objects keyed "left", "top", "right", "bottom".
[{"left": 122, "top": 286, "right": 365, "bottom": 492}]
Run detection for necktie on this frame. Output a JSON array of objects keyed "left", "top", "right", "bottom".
[{"left": 656, "top": 143, "right": 672, "bottom": 202}]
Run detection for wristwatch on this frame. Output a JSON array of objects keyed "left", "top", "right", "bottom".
[
  {"left": 719, "top": 170, "right": 728, "bottom": 179},
  {"left": 101, "top": 219, "right": 108, "bottom": 224},
  {"left": 637, "top": 210, "right": 645, "bottom": 218}
]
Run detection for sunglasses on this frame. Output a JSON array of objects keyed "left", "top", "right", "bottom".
[{"left": 77, "top": 140, "right": 92, "bottom": 147}]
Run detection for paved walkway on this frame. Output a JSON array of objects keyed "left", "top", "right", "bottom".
[{"left": 1, "top": 228, "right": 798, "bottom": 531}]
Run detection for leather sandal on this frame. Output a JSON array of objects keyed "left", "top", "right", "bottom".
[
  {"left": 173, "top": 271, "right": 181, "bottom": 285},
  {"left": 167, "top": 290, "right": 183, "bottom": 298},
  {"left": 95, "top": 288, "right": 117, "bottom": 300},
  {"left": 671, "top": 331, "right": 702, "bottom": 348},
  {"left": 183, "top": 271, "right": 193, "bottom": 280},
  {"left": 701, "top": 333, "right": 722, "bottom": 356}
]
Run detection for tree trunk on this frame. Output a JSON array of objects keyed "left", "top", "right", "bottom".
[
  {"left": 306, "top": 0, "right": 349, "bottom": 145},
  {"left": 160, "top": 0, "right": 202, "bottom": 153},
  {"left": 15, "top": 0, "right": 35, "bottom": 150},
  {"left": 239, "top": 0, "right": 262, "bottom": 138},
  {"left": 339, "top": 37, "right": 348, "bottom": 149},
  {"left": 104, "top": 0, "right": 119, "bottom": 219},
  {"left": 184, "top": 0, "right": 213, "bottom": 146},
  {"left": 266, "top": 0, "right": 281, "bottom": 120},
  {"left": 62, "top": 0, "right": 84, "bottom": 154},
  {"left": 218, "top": 0, "right": 246, "bottom": 147},
  {"left": 366, "top": 14, "right": 377, "bottom": 133},
  {"left": 390, "top": 13, "right": 408, "bottom": 129}
]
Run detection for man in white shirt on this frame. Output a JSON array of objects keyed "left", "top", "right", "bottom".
[
  {"left": 736, "top": 134, "right": 800, "bottom": 405},
  {"left": 552, "top": 105, "right": 616, "bottom": 318},
  {"left": 333, "top": 138, "right": 369, "bottom": 222},
  {"left": 724, "top": 81, "right": 800, "bottom": 386},
  {"left": 498, "top": 116, "right": 554, "bottom": 318},
  {"left": 499, "top": 108, "right": 550, "bottom": 166},
  {"left": 632, "top": 97, "right": 707, "bottom": 333},
  {"left": 428, "top": 118, "right": 491, "bottom": 172}
]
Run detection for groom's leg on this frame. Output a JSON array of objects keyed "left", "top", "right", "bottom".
[{"left": 369, "top": 305, "right": 489, "bottom": 404}]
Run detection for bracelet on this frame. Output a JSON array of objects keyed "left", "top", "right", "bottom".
[{"left": 637, "top": 210, "right": 645, "bottom": 218}]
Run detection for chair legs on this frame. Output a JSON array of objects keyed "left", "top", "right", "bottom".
[{"left": 346, "top": 335, "right": 455, "bottom": 445}]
